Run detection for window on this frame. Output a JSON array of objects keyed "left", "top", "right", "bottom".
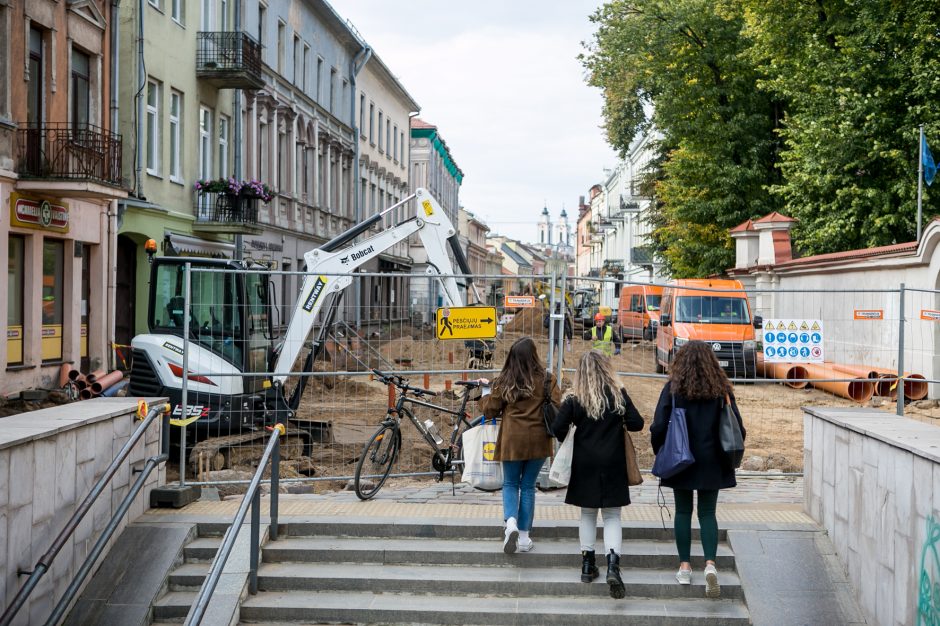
[
  {"left": 316, "top": 58, "right": 323, "bottom": 102},
  {"left": 258, "top": 4, "right": 266, "bottom": 45},
  {"left": 258, "top": 121, "right": 267, "bottom": 181},
  {"left": 378, "top": 111, "right": 384, "bottom": 151},
  {"left": 341, "top": 79, "right": 348, "bottom": 116},
  {"left": 27, "top": 27, "right": 43, "bottom": 126},
  {"left": 169, "top": 90, "right": 182, "bottom": 181},
  {"left": 171, "top": 0, "right": 183, "bottom": 24},
  {"left": 393, "top": 124, "right": 398, "bottom": 162},
  {"left": 368, "top": 102, "right": 374, "bottom": 143},
  {"left": 218, "top": 114, "right": 229, "bottom": 177},
  {"left": 292, "top": 35, "right": 300, "bottom": 84},
  {"left": 7, "top": 236, "right": 24, "bottom": 365},
  {"left": 329, "top": 68, "right": 336, "bottom": 113},
  {"left": 302, "top": 44, "right": 310, "bottom": 92},
  {"left": 386, "top": 119, "right": 391, "bottom": 157},
  {"left": 70, "top": 48, "right": 90, "bottom": 128},
  {"left": 400, "top": 131, "right": 405, "bottom": 162},
  {"left": 148, "top": 0, "right": 161, "bottom": 9},
  {"left": 220, "top": 0, "right": 228, "bottom": 30},
  {"left": 42, "top": 240, "right": 64, "bottom": 362},
  {"left": 277, "top": 129, "right": 286, "bottom": 190},
  {"left": 146, "top": 80, "right": 161, "bottom": 174},
  {"left": 200, "top": 0, "right": 212, "bottom": 29},
  {"left": 359, "top": 94, "right": 365, "bottom": 134},
  {"left": 199, "top": 106, "right": 213, "bottom": 180},
  {"left": 277, "top": 21, "right": 285, "bottom": 74}
]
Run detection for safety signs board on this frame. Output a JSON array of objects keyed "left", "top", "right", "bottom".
[
  {"left": 762, "top": 319, "right": 824, "bottom": 363},
  {"left": 854, "top": 309, "right": 884, "bottom": 320},
  {"left": 921, "top": 309, "right": 940, "bottom": 321},
  {"left": 504, "top": 295, "right": 537, "bottom": 308},
  {"left": 436, "top": 306, "right": 498, "bottom": 340}
]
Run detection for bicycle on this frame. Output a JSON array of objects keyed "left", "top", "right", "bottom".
[{"left": 353, "top": 368, "right": 486, "bottom": 500}]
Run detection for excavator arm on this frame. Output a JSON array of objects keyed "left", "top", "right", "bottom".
[{"left": 271, "top": 188, "right": 471, "bottom": 388}]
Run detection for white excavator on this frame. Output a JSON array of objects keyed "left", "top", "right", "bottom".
[{"left": 128, "top": 188, "right": 477, "bottom": 465}]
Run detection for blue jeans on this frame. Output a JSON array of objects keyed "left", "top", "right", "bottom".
[{"left": 502, "top": 458, "right": 545, "bottom": 531}]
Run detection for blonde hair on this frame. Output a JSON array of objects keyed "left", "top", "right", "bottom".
[{"left": 571, "top": 351, "right": 627, "bottom": 419}]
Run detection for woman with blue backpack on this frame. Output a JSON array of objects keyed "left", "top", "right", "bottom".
[{"left": 651, "top": 341, "right": 745, "bottom": 599}]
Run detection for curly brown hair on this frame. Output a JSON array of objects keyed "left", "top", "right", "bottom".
[{"left": 669, "top": 341, "right": 732, "bottom": 400}]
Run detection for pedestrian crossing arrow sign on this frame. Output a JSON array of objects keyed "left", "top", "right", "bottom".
[{"left": 436, "top": 306, "right": 498, "bottom": 340}]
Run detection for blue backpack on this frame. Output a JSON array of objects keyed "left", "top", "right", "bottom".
[{"left": 652, "top": 393, "right": 695, "bottom": 479}]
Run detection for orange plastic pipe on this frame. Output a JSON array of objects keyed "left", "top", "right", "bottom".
[
  {"left": 829, "top": 364, "right": 881, "bottom": 380},
  {"left": 757, "top": 354, "right": 809, "bottom": 388},
  {"left": 90, "top": 370, "right": 124, "bottom": 394},
  {"left": 85, "top": 369, "right": 107, "bottom": 385},
  {"left": 58, "top": 363, "right": 73, "bottom": 387},
  {"left": 855, "top": 367, "right": 928, "bottom": 400},
  {"left": 802, "top": 363, "right": 875, "bottom": 403}
]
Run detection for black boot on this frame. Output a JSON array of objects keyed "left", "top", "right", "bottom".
[
  {"left": 580, "top": 550, "right": 599, "bottom": 583},
  {"left": 606, "top": 549, "right": 625, "bottom": 599}
]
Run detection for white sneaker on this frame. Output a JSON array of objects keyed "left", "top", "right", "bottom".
[
  {"left": 503, "top": 518, "right": 519, "bottom": 554},
  {"left": 704, "top": 564, "right": 720, "bottom": 598},
  {"left": 676, "top": 567, "right": 692, "bottom": 585},
  {"left": 517, "top": 537, "right": 534, "bottom": 552}
]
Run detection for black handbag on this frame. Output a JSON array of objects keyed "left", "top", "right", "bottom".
[
  {"left": 541, "top": 374, "right": 557, "bottom": 437},
  {"left": 719, "top": 394, "right": 745, "bottom": 469}
]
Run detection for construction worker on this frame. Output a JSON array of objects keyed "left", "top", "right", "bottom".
[{"left": 583, "top": 312, "right": 622, "bottom": 356}]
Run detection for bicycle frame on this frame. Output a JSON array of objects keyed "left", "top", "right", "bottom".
[{"left": 384, "top": 385, "right": 477, "bottom": 471}]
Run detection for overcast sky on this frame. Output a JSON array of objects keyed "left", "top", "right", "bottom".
[{"left": 329, "top": 0, "right": 616, "bottom": 242}]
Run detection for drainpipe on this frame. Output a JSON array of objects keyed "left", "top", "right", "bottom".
[
  {"left": 233, "top": 0, "right": 242, "bottom": 260},
  {"left": 349, "top": 44, "right": 371, "bottom": 328},
  {"left": 109, "top": 0, "right": 120, "bottom": 368},
  {"left": 135, "top": 0, "right": 145, "bottom": 197},
  {"left": 110, "top": 0, "right": 119, "bottom": 133}
]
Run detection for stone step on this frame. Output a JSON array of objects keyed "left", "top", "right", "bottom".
[
  {"left": 261, "top": 536, "right": 736, "bottom": 570},
  {"left": 153, "top": 591, "right": 195, "bottom": 620},
  {"left": 167, "top": 562, "right": 211, "bottom": 590},
  {"left": 280, "top": 520, "right": 725, "bottom": 542},
  {"left": 238, "top": 590, "right": 751, "bottom": 625},
  {"left": 256, "top": 561, "right": 744, "bottom": 600},
  {"left": 183, "top": 536, "right": 224, "bottom": 562}
]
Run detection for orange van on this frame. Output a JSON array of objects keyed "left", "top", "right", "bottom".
[
  {"left": 618, "top": 284, "right": 663, "bottom": 341},
  {"left": 655, "top": 279, "right": 762, "bottom": 378}
]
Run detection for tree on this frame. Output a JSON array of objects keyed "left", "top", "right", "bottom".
[
  {"left": 582, "top": 0, "right": 783, "bottom": 277},
  {"left": 741, "top": 0, "right": 940, "bottom": 255}
]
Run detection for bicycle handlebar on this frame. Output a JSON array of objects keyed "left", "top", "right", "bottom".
[{"left": 371, "top": 368, "right": 437, "bottom": 396}]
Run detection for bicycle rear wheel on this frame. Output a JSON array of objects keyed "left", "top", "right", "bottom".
[{"left": 354, "top": 423, "right": 399, "bottom": 500}]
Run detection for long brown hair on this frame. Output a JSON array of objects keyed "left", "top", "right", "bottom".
[
  {"left": 571, "top": 351, "right": 627, "bottom": 419},
  {"left": 669, "top": 341, "right": 732, "bottom": 400},
  {"left": 492, "top": 337, "right": 545, "bottom": 403}
]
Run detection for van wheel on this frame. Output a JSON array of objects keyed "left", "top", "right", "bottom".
[
  {"left": 643, "top": 326, "right": 652, "bottom": 341},
  {"left": 655, "top": 353, "right": 665, "bottom": 374}
]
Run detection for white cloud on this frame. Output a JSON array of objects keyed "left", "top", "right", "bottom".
[{"left": 330, "top": 0, "right": 615, "bottom": 241}]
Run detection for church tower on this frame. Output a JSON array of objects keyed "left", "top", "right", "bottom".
[
  {"left": 538, "top": 206, "right": 552, "bottom": 245},
  {"left": 556, "top": 208, "right": 570, "bottom": 247}
]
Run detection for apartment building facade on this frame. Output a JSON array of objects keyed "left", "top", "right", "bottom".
[
  {"left": 458, "top": 208, "right": 502, "bottom": 304},
  {"left": 1, "top": 0, "right": 127, "bottom": 394},
  {"left": 409, "top": 117, "right": 462, "bottom": 322}
]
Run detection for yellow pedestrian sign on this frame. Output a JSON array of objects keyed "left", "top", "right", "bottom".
[{"left": 436, "top": 306, "right": 498, "bottom": 340}]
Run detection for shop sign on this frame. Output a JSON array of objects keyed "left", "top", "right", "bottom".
[
  {"left": 246, "top": 239, "right": 283, "bottom": 252},
  {"left": 10, "top": 193, "right": 70, "bottom": 232}
]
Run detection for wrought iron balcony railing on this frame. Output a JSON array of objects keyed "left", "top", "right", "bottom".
[
  {"left": 15, "top": 123, "right": 123, "bottom": 187},
  {"left": 196, "top": 31, "right": 264, "bottom": 90},
  {"left": 194, "top": 191, "right": 262, "bottom": 234}
]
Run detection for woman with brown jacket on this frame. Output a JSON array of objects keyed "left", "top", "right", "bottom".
[{"left": 480, "top": 337, "right": 561, "bottom": 553}]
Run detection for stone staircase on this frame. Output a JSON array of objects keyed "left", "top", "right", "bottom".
[
  {"left": 228, "top": 520, "right": 751, "bottom": 625},
  {"left": 150, "top": 524, "right": 225, "bottom": 624}
]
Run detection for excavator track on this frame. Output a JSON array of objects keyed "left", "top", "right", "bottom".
[{"left": 189, "top": 427, "right": 313, "bottom": 472}]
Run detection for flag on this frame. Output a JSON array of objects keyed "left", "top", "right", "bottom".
[{"left": 925, "top": 134, "right": 937, "bottom": 186}]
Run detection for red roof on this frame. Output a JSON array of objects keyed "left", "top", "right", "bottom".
[
  {"left": 754, "top": 211, "right": 797, "bottom": 224},
  {"left": 729, "top": 219, "right": 755, "bottom": 233},
  {"left": 410, "top": 117, "right": 436, "bottom": 130},
  {"left": 775, "top": 241, "right": 918, "bottom": 268}
]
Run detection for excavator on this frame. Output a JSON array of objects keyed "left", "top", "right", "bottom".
[{"left": 128, "top": 188, "right": 476, "bottom": 467}]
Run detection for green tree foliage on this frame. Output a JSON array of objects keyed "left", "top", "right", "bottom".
[
  {"left": 742, "top": 0, "right": 940, "bottom": 255},
  {"left": 585, "top": 0, "right": 940, "bottom": 274},
  {"left": 583, "top": 0, "right": 782, "bottom": 277}
]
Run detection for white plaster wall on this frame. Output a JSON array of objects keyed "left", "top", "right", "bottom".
[{"left": 0, "top": 398, "right": 165, "bottom": 624}]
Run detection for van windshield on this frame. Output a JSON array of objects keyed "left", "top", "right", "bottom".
[
  {"left": 675, "top": 296, "right": 750, "bottom": 324},
  {"left": 645, "top": 295, "right": 661, "bottom": 311}
]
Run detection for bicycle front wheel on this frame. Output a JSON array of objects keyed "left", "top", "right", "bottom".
[{"left": 354, "top": 423, "right": 399, "bottom": 500}]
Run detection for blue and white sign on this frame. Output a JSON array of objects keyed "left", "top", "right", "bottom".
[{"left": 761, "top": 318, "right": 824, "bottom": 363}]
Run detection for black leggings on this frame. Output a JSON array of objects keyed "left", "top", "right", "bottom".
[{"left": 673, "top": 488, "right": 719, "bottom": 563}]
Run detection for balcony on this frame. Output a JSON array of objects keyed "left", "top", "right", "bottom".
[
  {"left": 196, "top": 31, "right": 264, "bottom": 90},
  {"left": 15, "top": 123, "right": 125, "bottom": 195},
  {"left": 193, "top": 191, "right": 264, "bottom": 235}
]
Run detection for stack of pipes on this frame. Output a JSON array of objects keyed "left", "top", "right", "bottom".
[{"left": 57, "top": 364, "right": 129, "bottom": 401}]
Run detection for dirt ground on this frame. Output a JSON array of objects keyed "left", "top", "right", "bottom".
[{"left": 182, "top": 319, "right": 940, "bottom": 492}]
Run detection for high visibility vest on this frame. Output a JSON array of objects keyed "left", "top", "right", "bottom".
[{"left": 591, "top": 326, "right": 614, "bottom": 356}]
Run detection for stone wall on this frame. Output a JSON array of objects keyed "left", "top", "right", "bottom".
[
  {"left": 0, "top": 398, "right": 166, "bottom": 625},
  {"left": 804, "top": 406, "right": 940, "bottom": 626}
]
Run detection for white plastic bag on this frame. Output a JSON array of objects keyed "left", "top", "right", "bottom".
[
  {"left": 548, "top": 425, "right": 576, "bottom": 487},
  {"left": 461, "top": 418, "right": 503, "bottom": 491}
]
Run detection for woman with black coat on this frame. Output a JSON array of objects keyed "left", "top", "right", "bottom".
[
  {"left": 651, "top": 341, "right": 745, "bottom": 600},
  {"left": 552, "top": 351, "right": 644, "bottom": 599}
]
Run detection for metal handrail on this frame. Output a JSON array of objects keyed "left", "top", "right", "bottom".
[
  {"left": 185, "top": 424, "right": 283, "bottom": 626},
  {"left": 0, "top": 402, "right": 170, "bottom": 626}
]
